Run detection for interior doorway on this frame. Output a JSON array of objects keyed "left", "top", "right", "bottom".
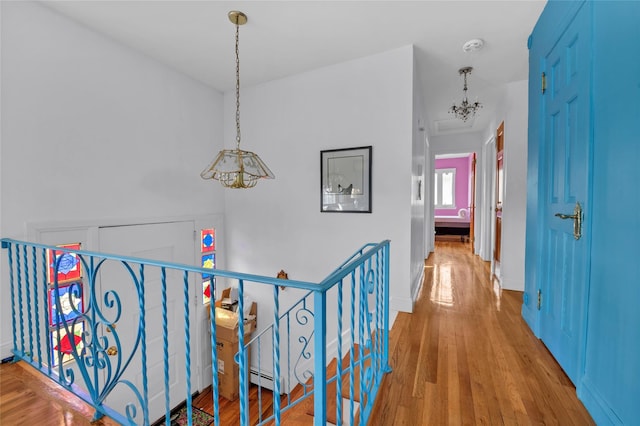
[
  {"left": 433, "top": 152, "right": 477, "bottom": 246},
  {"left": 493, "top": 122, "right": 505, "bottom": 279}
]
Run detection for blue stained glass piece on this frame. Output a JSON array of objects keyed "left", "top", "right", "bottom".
[
  {"left": 52, "top": 253, "right": 79, "bottom": 274},
  {"left": 203, "top": 234, "right": 214, "bottom": 247}
]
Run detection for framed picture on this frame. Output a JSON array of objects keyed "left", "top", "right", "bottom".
[{"left": 321, "top": 146, "right": 372, "bottom": 213}]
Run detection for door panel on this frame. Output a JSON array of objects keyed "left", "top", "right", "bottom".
[
  {"left": 494, "top": 128, "right": 504, "bottom": 266},
  {"left": 99, "top": 221, "right": 196, "bottom": 422},
  {"left": 538, "top": 4, "right": 590, "bottom": 385},
  {"left": 469, "top": 153, "right": 476, "bottom": 253}
]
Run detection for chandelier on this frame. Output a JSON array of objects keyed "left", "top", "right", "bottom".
[
  {"left": 201, "top": 11, "right": 274, "bottom": 189},
  {"left": 449, "top": 66, "right": 482, "bottom": 122}
]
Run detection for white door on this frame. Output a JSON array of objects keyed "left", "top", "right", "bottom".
[{"left": 98, "top": 221, "right": 197, "bottom": 423}]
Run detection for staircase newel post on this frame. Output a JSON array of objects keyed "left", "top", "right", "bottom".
[
  {"left": 383, "top": 242, "right": 392, "bottom": 373},
  {"left": 272, "top": 286, "right": 281, "bottom": 425},
  {"left": 238, "top": 279, "right": 249, "bottom": 426},
  {"left": 313, "top": 289, "right": 327, "bottom": 426}
]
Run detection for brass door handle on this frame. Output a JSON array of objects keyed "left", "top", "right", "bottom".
[
  {"left": 555, "top": 202, "right": 583, "bottom": 240},
  {"left": 555, "top": 213, "right": 578, "bottom": 220}
]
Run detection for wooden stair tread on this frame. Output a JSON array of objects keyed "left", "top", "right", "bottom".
[
  {"left": 340, "top": 344, "right": 372, "bottom": 403},
  {"left": 303, "top": 357, "right": 339, "bottom": 423},
  {"left": 269, "top": 344, "right": 371, "bottom": 424}
]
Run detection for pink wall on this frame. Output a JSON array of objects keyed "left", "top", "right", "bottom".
[{"left": 434, "top": 154, "right": 472, "bottom": 217}]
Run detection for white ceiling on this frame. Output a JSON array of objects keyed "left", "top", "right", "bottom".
[{"left": 43, "top": 1, "right": 546, "bottom": 137}]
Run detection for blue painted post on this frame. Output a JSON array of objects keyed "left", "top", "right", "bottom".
[
  {"left": 31, "top": 247, "right": 42, "bottom": 368},
  {"left": 237, "top": 280, "right": 248, "bottom": 426},
  {"left": 336, "top": 280, "right": 343, "bottom": 426},
  {"left": 17, "top": 245, "right": 25, "bottom": 354},
  {"left": 358, "top": 264, "right": 365, "bottom": 406},
  {"left": 348, "top": 271, "right": 356, "bottom": 424},
  {"left": 208, "top": 277, "right": 220, "bottom": 426},
  {"left": 41, "top": 248, "right": 51, "bottom": 374},
  {"left": 286, "top": 313, "right": 292, "bottom": 407},
  {"left": 24, "top": 245, "right": 34, "bottom": 361},
  {"left": 88, "top": 257, "right": 98, "bottom": 400},
  {"left": 138, "top": 264, "right": 149, "bottom": 426},
  {"left": 313, "top": 290, "right": 327, "bottom": 426},
  {"left": 374, "top": 252, "right": 381, "bottom": 376},
  {"left": 272, "top": 286, "right": 281, "bottom": 425},
  {"left": 383, "top": 244, "right": 391, "bottom": 373},
  {"left": 182, "top": 271, "right": 192, "bottom": 425},
  {"left": 161, "top": 267, "right": 170, "bottom": 426},
  {"left": 256, "top": 337, "right": 263, "bottom": 423},
  {"left": 6, "top": 243, "right": 18, "bottom": 356}
]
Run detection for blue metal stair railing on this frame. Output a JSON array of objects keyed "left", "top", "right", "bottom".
[
  {"left": 1, "top": 238, "right": 391, "bottom": 426},
  {"left": 240, "top": 240, "right": 392, "bottom": 425}
]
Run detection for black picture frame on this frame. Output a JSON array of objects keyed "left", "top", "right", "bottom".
[{"left": 320, "top": 146, "right": 372, "bottom": 213}]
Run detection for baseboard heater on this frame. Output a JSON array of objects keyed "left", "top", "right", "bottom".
[{"left": 250, "top": 368, "right": 286, "bottom": 395}]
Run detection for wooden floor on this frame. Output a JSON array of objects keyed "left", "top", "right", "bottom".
[
  {"left": 0, "top": 241, "right": 594, "bottom": 425},
  {"left": 370, "top": 241, "right": 594, "bottom": 425},
  {"left": 0, "top": 360, "right": 120, "bottom": 426}
]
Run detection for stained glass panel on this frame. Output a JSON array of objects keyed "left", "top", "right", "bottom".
[
  {"left": 47, "top": 243, "right": 82, "bottom": 284},
  {"left": 201, "top": 228, "right": 215, "bottom": 253},
  {"left": 202, "top": 278, "right": 214, "bottom": 305},
  {"left": 201, "top": 253, "right": 215, "bottom": 280},
  {"left": 50, "top": 322, "right": 84, "bottom": 366},
  {"left": 48, "top": 282, "right": 83, "bottom": 326}
]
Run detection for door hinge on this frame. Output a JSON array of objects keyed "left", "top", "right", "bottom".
[
  {"left": 537, "top": 289, "right": 542, "bottom": 310},
  {"left": 541, "top": 72, "right": 546, "bottom": 94}
]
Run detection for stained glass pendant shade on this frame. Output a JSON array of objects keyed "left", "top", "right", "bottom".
[{"left": 201, "top": 11, "right": 274, "bottom": 189}]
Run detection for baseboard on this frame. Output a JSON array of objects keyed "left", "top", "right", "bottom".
[
  {"left": 499, "top": 277, "right": 524, "bottom": 292},
  {"left": 411, "top": 268, "right": 424, "bottom": 305},
  {"left": 250, "top": 367, "right": 287, "bottom": 395},
  {"left": 390, "top": 296, "right": 413, "bottom": 313},
  {"left": 579, "top": 376, "right": 623, "bottom": 425},
  {"left": 0, "top": 341, "right": 12, "bottom": 360},
  {"left": 521, "top": 302, "right": 539, "bottom": 337}
]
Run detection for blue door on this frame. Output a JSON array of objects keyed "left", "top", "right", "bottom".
[{"left": 537, "top": 3, "right": 591, "bottom": 385}]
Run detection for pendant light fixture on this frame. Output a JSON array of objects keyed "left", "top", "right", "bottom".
[
  {"left": 449, "top": 66, "right": 482, "bottom": 122},
  {"left": 201, "top": 11, "right": 274, "bottom": 189}
]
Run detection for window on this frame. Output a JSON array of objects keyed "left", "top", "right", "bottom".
[
  {"left": 47, "top": 243, "right": 84, "bottom": 366},
  {"left": 434, "top": 168, "right": 456, "bottom": 208},
  {"left": 200, "top": 228, "right": 216, "bottom": 305}
]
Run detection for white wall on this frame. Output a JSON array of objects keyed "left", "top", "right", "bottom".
[
  {"left": 223, "top": 46, "right": 415, "bottom": 315},
  {"left": 483, "top": 80, "right": 528, "bottom": 291},
  {"left": 410, "top": 54, "right": 427, "bottom": 300},
  {"left": 0, "top": 2, "right": 225, "bottom": 357}
]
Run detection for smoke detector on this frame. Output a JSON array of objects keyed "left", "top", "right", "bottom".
[{"left": 462, "top": 38, "right": 484, "bottom": 53}]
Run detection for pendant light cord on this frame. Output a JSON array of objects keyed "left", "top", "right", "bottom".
[{"left": 235, "top": 19, "right": 241, "bottom": 150}]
